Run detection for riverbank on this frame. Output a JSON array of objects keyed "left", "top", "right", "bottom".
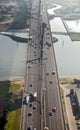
[
  {"left": 0, "top": 77, "right": 24, "bottom": 130},
  {"left": 0, "top": 0, "right": 30, "bottom": 31},
  {"left": 0, "top": 33, "right": 29, "bottom": 43},
  {"left": 59, "top": 77, "right": 80, "bottom": 84},
  {"left": 47, "top": 2, "right": 80, "bottom": 20},
  {"left": 9, "top": 77, "right": 24, "bottom": 85}
]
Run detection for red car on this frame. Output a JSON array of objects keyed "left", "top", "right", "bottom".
[
  {"left": 52, "top": 107, "right": 56, "bottom": 113},
  {"left": 33, "top": 105, "right": 37, "bottom": 110}
]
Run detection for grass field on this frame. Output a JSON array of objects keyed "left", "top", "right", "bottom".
[
  {"left": 70, "top": 33, "right": 80, "bottom": 41},
  {"left": 0, "top": 80, "right": 23, "bottom": 130},
  {"left": 5, "top": 108, "right": 21, "bottom": 130}
]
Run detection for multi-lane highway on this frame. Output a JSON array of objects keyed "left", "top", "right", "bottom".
[{"left": 21, "top": 0, "right": 66, "bottom": 130}]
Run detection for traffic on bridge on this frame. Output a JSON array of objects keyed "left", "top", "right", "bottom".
[{"left": 21, "top": 0, "right": 66, "bottom": 130}]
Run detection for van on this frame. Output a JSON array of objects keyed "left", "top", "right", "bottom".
[{"left": 26, "top": 94, "right": 30, "bottom": 105}]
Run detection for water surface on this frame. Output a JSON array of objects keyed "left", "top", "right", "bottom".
[
  {"left": 48, "top": 5, "right": 80, "bottom": 77},
  {"left": 0, "top": 35, "right": 27, "bottom": 81}
]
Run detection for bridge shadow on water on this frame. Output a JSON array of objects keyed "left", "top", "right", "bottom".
[{"left": 0, "top": 33, "right": 29, "bottom": 43}]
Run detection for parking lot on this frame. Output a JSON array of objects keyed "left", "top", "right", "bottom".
[{"left": 61, "top": 82, "right": 80, "bottom": 130}]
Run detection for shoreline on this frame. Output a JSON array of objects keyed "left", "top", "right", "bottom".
[
  {"left": 0, "top": 76, "right": 80, "bottom": 84},
  {"left": 0, "top": 77, "right": 24, "bottom": 85},
  {"left": 59, "top": 76, "right": 80, "bottom": 79}
]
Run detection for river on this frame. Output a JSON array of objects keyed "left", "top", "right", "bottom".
[
  {"left": 0, "top": 3, "right": 80, "bottom": 81},
  {"left": 0, "top": 34, "right": 27, "bottom": 81},
  {"left": 48, "top": 4, "right": 80, "bottom": 78}
]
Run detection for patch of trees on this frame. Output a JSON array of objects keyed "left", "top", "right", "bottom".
[
  {"left": 8, "top": 5, "right": 30, "bottom": 30},
  {"left": 0, "top": 15, "right": 6, "bottom": 22},
  {"left": 0, "top": 109, "right": 7, "bottom": 130}
]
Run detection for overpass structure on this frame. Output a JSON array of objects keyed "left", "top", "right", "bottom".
[{"left": 21, "top": 0, "right": 66, "bottom": 130}]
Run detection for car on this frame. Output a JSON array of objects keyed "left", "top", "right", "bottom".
[
  {"left": 46, "top": 73, "right": 49, "bottom": 75},
  {"left": 77, "top": 124, "right": 80, "bottom": 129},
  {"left": 27, "top": 126, "right": 32, "bottom": 130},
  {"left": 52, "top": 107, "right": 56, "bottom": 112},
  {"left": 48, "top": 44, "right": 51, "bottom": 47},
  {"left": 34, "top": 51, "right": 36, "bottom": 53},
  {"left": 34, "top": 54, "right": 37, "bottom": 56},
  {"left": 33, "top": 105, "right": 37, "bottom": 110},
  {"left": 71, "top": 98, "right": 76, "bottom": 102},
  {"left": 34, "top": 128, "right": 36, "bottom": 130},
  {"left": 42, "top": 49, "right": 45, "bottom": 52},
  {"left": 28, "top": 66, "right": 31, "bottom": 69},
  {"left": 50, "top": 80, "right": 53, "bottom": 84},
  {"left": 29, "top": 104, "right": 32, "bottom": 107},
  {"left": 31, "top": 16, "right": 33, "bottom": 19},
  {"left": 29, "top": 92, "right": 33, "bottom": 96},
  {"left": 47, "top": 28, "right": 49, "bottom": 30},
  {"left": 29, "top": 84, "right": 32, "bottom": 87},
  {"left": 76, "top": 122, "right": 80, "bottom": 125},
  {"left": 28, "top": 112, "right": 32, "bottom": 116},
  {"left": 29, "top": 43, "right": 32, "bottom": 46},
  {"left": 49, "top": 111, "right": 53, "bottom": 116},
  {"left": 25, "top": 95, "right": 30, "bottom": 105},
  {"left": 52, "top": 71, "right": 55, "bottom": 75},
  {"left": 72, "top": 102, "right": 76, "bottom": 106},
  {"left": 46, "top": 33, "right": 50, "bottom": 35},
  {"left": 70, "top": 89, "right": 74, "bottom": 95}
]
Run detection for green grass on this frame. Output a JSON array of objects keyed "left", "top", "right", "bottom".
[
  {"left": 9, "top": 83, "right": 22, "bottom": 92},
  {"left": 0, "top": 82, "right": 22, "bottom": 130},
  {"left": 6, "top": 108, "right": 21, "bottom": 130},
  {"left": 70, "top": 33, "right": 80, "bottom": 41}
]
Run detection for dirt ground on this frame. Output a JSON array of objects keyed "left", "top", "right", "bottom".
[{"left": 9, "top": 77, "right": 24, "bottom": 85}]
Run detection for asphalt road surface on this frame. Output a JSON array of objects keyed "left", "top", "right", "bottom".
[{"left": 21, "top": 0, "right": 65, "bottom": 130}]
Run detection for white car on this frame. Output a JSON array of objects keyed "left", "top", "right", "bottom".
[
  {"left": 72, "top": 102, "right": 76, "bottom": 106},
  {"left": 26, "top": 94, "right": 30, "bottom": 105}
]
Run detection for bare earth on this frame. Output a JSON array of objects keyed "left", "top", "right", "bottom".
[{"left": 9, "top": 77, "right": 24, "bottom": 85}]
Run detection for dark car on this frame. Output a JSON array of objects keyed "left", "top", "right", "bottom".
[
  {"left": 29, "top": 104, "right": 32, "bottom": 107},
  {"left": 52, "top": 71, "right": 55, "bottom": 75},
  {"left": 27, "top": 126, "right": 32, "bottom": 130},
  {"left": 28, "top": 66, "right": 31, "bottom": 69},
  {"left": 28, "top": 112, "right": 32, "bottom": 116},
  {"left": 29, "top": 84, "right": 32, "bottom": 87},
  {"left": 49, "top": 111, "right": 53, "bottom": 116},
  {"left": 50, "top": 80, "right": 53, "bottom": 84},
  {"left": 46, "top": 73, "right": 49, "bottom": 76}
]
